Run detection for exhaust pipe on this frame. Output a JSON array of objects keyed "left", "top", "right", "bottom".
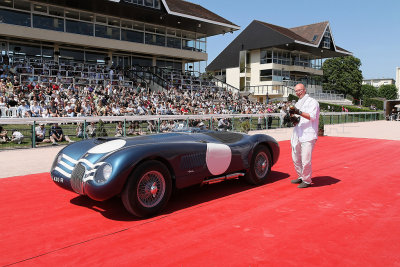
[{"left": 202, "top": 172, "right": 245, "bottom": 185}]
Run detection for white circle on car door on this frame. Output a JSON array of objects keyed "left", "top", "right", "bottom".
[{"left": 206, "top": 143, "right": 232, "bottom": 175}]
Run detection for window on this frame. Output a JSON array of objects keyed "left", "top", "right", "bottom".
[
  {"left": 95, "top": 15, "right": 106, "bottom": 24},
  {"left": 323, "top": 40, "right": 330, "bottom": 49},
  {"left": 167, "top": 37, "right": 181, "bottom": 49},
  {"left": 182, "top": 39, "right": 195, "bottom": 50},
  {"left": 132, "top": 56, "right": 152, "bottom": 66},
  {"left": 167, "top": 28, "right": 181, "bottom": 37},
  {"left": 0, "top": 0, "right": 13, "bottom": 8},
  {"left": 85, "top": 51, "right": 107, "bottom": 64},
  {"left": 132, "top": 22, "right": 144, "bottom": 31},
  {"left": 121, "top": 29, "right": 143, "bottom": 43},
  {"left": 33, "top": 14, "right": 64, "bottom": 32},
  {"left": 42, "top": 46, "right": 54, "bottom": 58},
  {"left": 59, "top": 48, "right": 84, "bottom": 62},
  {"left": 65, "top": 9, "right": 79, "bottom": 19},
  {"left": 156, "top": 59, "right": 176, "bottom": 69},
  {"left": 33, "top": 3, "right": 47, "bottom": 13},
  {"left": 144, "top": 0, "right": 153, "bottom": 7},
  {"left": 108, "top": 18, "right": 120, "bottom": 27},
  {"left": 66, "top": 20, "right": 93, "bottom": 36},
  {"left": 145, "top": 33, "right": 165, "bottom": 46},
  {"left": 123, "top": 0, "right": 160, "bottom": 9},
  {"left": 121, "top": 20, "right": 132, "bottom": 29},
  {"left": 0, "top": 9, "right": 31, "bottom": 27},
  {"left": 145, "top": 24, "right": 165, "bottom": 34},
  {"left": 260, "top": 69, "right": 272, "bottom": 81},
  {"left": 49, "top": 6, "right": 63, "bottom": 17},
  {"left": 14, "top": 0, "right": 30, "bottom": 11},
  {"left": 95, "top": 24, "right": 120, "bottom": 40},
  {"left": 322, "top": 28, "right": 331, "bottom": 49},
  {"left": 80, "top": 12, "right": 94, "bottom": 22},
  {"left": 9, "top": 43, "right": 41, "bottom": 57},
  {"left": 272, "top": 69, "right": 290, "bottom": 81},
  {"left": 312, "top": 34, "right": 318, "bottom": 42}
]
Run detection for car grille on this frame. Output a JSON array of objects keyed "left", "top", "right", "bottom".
[{"left": 71, "top": 163, "right": 86, "bottom": 194}]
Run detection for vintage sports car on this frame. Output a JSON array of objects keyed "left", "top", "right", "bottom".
[{"left": 50, "top": 130, "right": 280, "bottom": 217}]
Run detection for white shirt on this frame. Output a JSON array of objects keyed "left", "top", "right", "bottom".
[
  {"left": 13, "top": 131, "right": 23, "bottom": 139},
  {"left": 291, "top": 94, "right": 320, "bottom": 144}
]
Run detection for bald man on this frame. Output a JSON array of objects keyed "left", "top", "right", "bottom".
[{"left": 289, "top": 83, "right": 320, "bottom": 188}]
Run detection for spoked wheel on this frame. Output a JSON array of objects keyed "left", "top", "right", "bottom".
[
  {"left": 244, "top": 145, "right": 272, "bottom": 185},
  {"left": 122, "top": 160, "right": 172, "bottom": 217}
]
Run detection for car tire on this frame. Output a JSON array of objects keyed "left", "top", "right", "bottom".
[
  {"left": 244, "top": 145, "right": 272, "bottom": 185},
  {"left": 122, "top": 160, "right": 172, "bottom": 217}
]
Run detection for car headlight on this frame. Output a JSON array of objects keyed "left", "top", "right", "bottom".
[
  {"left": 103, "top": 164, "right": 113, "bottom": 180},
  {"left": 93, "top": 163, "right": 113, "bottom": 184},
  {"left": 57, "top": 154, "right": 63, "bottom": 164},
  {"left": 51, "top": 153, "right": 63, "bottom": 171}
]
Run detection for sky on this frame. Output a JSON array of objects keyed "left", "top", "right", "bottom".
[{"left": 189, "top": 0, "right": 400, "bottom": 80}]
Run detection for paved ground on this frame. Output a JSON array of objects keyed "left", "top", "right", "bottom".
[{"left": 1, "top": 120, "right": 399, "bottom": 178}]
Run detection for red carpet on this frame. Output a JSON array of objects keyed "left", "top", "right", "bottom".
[{"left": 1, "top": 137, "right": 400, "bottom": 266}]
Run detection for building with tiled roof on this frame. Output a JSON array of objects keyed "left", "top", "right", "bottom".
[
  {"left": 0, "top": 0, "right": 239, "bottom": 73},
  {"left": 207, "top": 20, "right": 352, "bottom": 102}
]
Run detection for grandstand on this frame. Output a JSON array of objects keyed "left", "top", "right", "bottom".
[{"left": 0, "top": 0, "right": 240, "bottom": 91}]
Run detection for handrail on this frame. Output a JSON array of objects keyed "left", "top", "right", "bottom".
[{"left": 0, "top": 111, "right": 384, "bottom": 125}]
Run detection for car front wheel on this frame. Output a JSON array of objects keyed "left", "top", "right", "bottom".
[
  {"left": 122, "top": 160, "right": 172, "bottom": 217},
  {"left": 244, "top": 145, "right": 272, "bottom": 185}
]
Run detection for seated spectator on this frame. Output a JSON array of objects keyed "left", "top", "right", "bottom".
[
  {"left": 111, "top": 103, "right": 121, "bottom": 116},
  {"left": 127, "top": 121, "right": 142, "bottom": 135},
  {"left": 17, "top": 99, "right": 31, "bottom": 117},
  {"left": 127, "top": 122, "right": 135, "bottom": 135},
  {"left": 30, "top": 100, "right": 42, "bottom": 117},
  {"left": 65, "top": 101, "right": 75, "bottom": 117},
  {"left": 147, "top": 120, "right": 155, "bottom": 133},
  {"left": 0, "top": 125, "right": 9, "bottom": 143},
  {"left": 35, "top": 123, "right": 51, "bottom": 143},
  {"left": 86, "top": 121, "right": 97, "bottom": 138},
  {"left": 160, "top": 121, "right": 169, "bottom": 132},
  {"left": 50, "top": 122, "right": 73, "bottom": 145},
  {"left": 74, "top": 101, "right": 83, "bottom": 117},
  {"left": 76, "top": 122, "right": 85, "bottom": 138},
  {"left": 218, "top": 118, "right": 229, "bottom": 131},
  {"left": 115, "top": 121, "right": 123, "bottom": 137},
  {"left": 11, "top": 129, "right": 24, "bottom": 144},
  {"left": 49, "top": 102, "right": 59, "bottom": 117},
  {"left": 81, "top": 101, "right": 91, "bottom": 116}
]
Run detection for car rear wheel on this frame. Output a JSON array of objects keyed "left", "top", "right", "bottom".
[
  {"left": 244, "top": 145, "right": 272, "bottom": 185},
  {"left": 122, "top": 160, "right": 172, "bottom": 217}
]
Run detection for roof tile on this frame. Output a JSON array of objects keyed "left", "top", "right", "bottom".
[{"left": 165, "top": 0, "right": 238, "bottom": 27}]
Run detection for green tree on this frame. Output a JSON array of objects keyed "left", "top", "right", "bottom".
[
  {"left": 378, "top": 84, "right": 398, "bottom": 100},
  {"left": 322, "top": 56, "right": 363, "bottom": 99},
  {"left": 361, "top": 84, "right": 378, "bottom": 98}
]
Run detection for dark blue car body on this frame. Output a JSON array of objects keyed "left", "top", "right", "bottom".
[{"left": 50, "top": 131, "right": 279, "bottom": 217}]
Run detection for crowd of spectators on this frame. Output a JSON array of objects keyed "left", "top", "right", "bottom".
[
  {"left": 1, "top": 62, "right": 292, "bottom": 119},
  {"left": 0, "top": 59, "right": 299, "bottom": 145}
]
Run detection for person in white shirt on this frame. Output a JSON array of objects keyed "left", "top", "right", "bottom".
[
  {"left": 289, "top": 83, "right": 320, "bottom": 188},
  {"left": 30, "top": 101, "right": 42, "bottom": 117},
  {"left": 35, "top": 123, "right": 51, "bottom": 143},
  {"left": 11, "top": 129, "right": 24, "bottom": 144}
]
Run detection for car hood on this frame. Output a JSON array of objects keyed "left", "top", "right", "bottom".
[{"left": 58, "top": 133, "right": 197, "bottom": 163}]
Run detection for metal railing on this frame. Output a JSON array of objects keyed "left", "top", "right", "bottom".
[{"left": 0, "top": 111, "right": 385, "bottom": 150}]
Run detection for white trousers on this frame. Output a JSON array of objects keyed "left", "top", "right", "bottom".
[{"left": 291, "top": 139, "right": 316, "bottom": 184}]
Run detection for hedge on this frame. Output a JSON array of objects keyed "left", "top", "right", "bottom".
[
  {"left": 319, "top": 102, "right": 376, "bottom": 112},
  {"left": 363, "top": 97, "right": 384, "bottom": 110}
]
